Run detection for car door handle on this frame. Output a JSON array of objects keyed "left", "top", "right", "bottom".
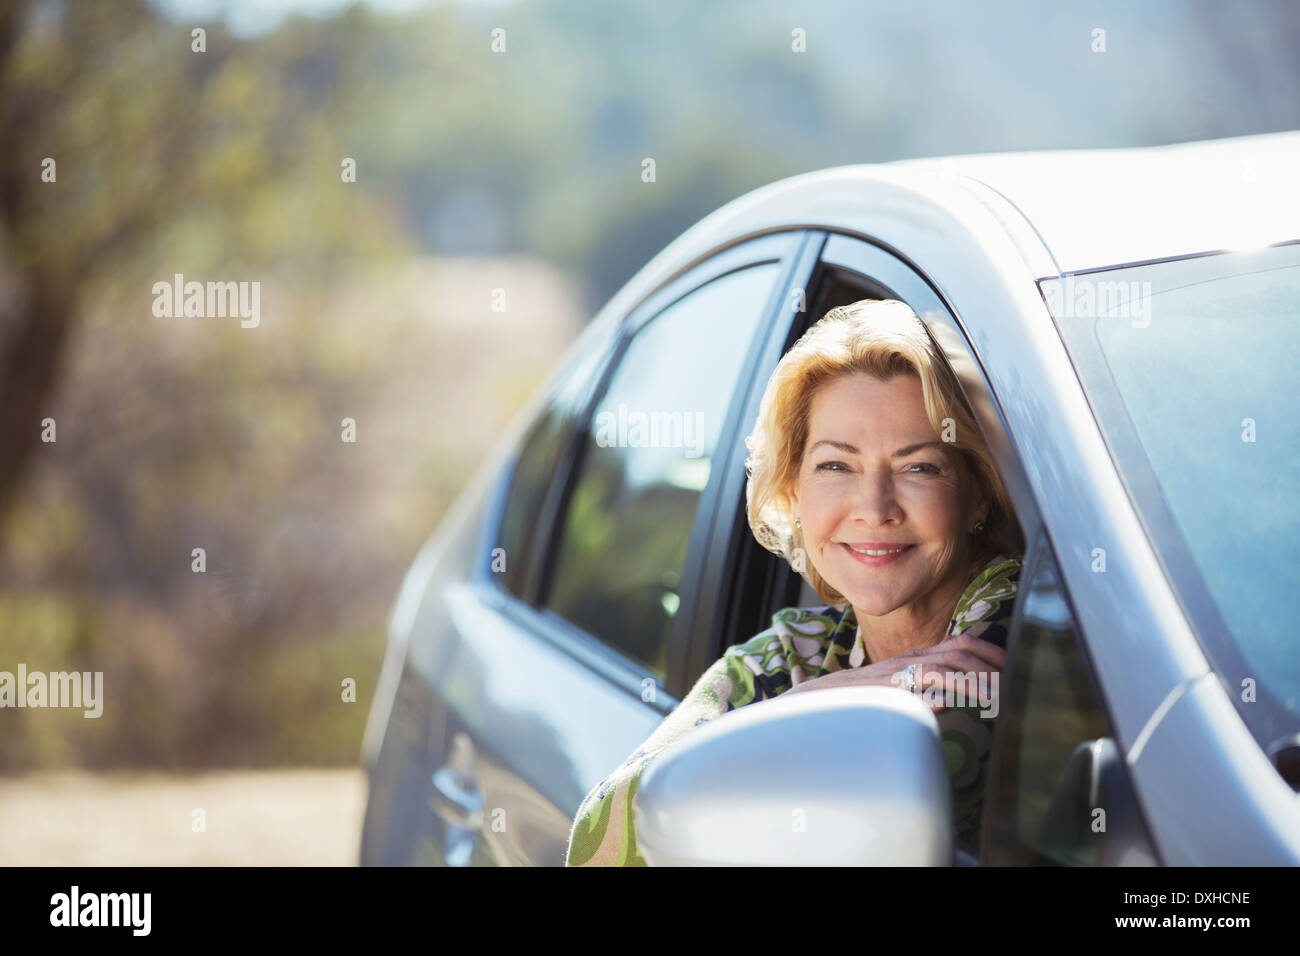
[{"left": 431, "top": 766, "right": 485, "bottom": 830}]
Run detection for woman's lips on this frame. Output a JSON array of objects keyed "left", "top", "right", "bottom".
[{"left": 839, "top": 542, "right": 914, "bottom": 567}]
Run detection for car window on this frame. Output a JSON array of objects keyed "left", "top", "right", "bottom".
[
  {"left": 986, "top": 539, "right": 1157, "bottom": 865},
  {"left": 496, "top": 340, "right": 610, "bottom": 599},
  {"left": 543, "top": 263, "right": 782, "bottom": 681},
  {"left": 1045, "top": 243, "right": 1300, "bottom": 752},
  {"left": 722, "top": 237, "right": 1030, "bottom": 656}
]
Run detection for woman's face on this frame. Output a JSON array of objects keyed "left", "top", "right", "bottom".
[{"left": 789, "top": 372, "right": 988, "bottom": 619}]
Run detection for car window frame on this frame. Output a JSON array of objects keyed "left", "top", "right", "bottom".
[
  {"left": 517, "top": 231, "right": 807, "bottom": 701},
  {"left": 679, "top": 231, "right": 828, "bottom": 683},
  {"left": 698, "top": 229, "right": 1052, "bottom": 862},
  {"left": 808, "top": 235, "right": 1164, "bottom": 865}
]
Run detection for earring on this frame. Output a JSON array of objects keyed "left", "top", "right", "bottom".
[
  {"left": 973, "top": 519, "right": 986, "bottom": 534},
  {"left": 794, "top": 518, "right": 802, "bottom": 532}
]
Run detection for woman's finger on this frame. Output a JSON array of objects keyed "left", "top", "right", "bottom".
[
  {"left": 931, "top": 632, "right": 1006, "bottom": 669},
  {"left": 913, "top": 649, "right": 995, "bottom": 676},
  {"left": 904, "top": 664, "right": 1002, "bottom": 712}
]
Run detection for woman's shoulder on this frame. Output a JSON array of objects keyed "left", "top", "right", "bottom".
[
  {"left": 718, "top": 603, "right": 849, "bottom": 675},
  {"left": 712, "top": 602, "right": 851, "bottom": 707},
  {"left": 724, "top": 603, "right": 850, "bottom": 657},
  {"left": 951, "top": 552, "right": 1024, "bottom": 635},
  {"left": 718, "top": 552, "right": 1023, "bottom": 667}
]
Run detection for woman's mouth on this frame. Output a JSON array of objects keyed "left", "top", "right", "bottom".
[{"left": 839, "top": 542, "right": 914, "bottom": 567}]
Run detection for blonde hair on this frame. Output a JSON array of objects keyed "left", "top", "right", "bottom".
[{"left": 743, "top": 298, "right": 1017, "bottom": 607}]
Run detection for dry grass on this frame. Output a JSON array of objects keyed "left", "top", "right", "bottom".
[{"left": 0, "top": 767, "right": 366, "bottom": 866}]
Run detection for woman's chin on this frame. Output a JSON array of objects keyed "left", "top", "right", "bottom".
[{"left": 834, "top": 586, "right": 905, "bottom": 619}]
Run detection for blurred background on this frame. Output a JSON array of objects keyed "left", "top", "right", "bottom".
[{"left": 1, "top": 0, "right": 1298, "bottom": 864}]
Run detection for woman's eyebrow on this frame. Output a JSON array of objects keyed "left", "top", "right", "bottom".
[
  {"left": 892, "top": 440, "right": 947, "bottom": 457},
  {"left": 807, "top": 438, "right": 859, "bottom": 454},
  {"left": 807, "top": 438, "right": 947, "bottom": 457}
]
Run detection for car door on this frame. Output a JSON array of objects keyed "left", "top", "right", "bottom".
[
  {"left": 424, "top": 231, "right": 817, "bottom": 865},
  {"left": 358, "top": 311, "right": 620, "bottom": 868}
]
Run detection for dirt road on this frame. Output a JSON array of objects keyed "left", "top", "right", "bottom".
[{"left": 0, "top": 767, "right": 365, "bottom": 865}]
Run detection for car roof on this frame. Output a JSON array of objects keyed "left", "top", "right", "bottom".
[
  {"left": 588, "top": 130, "right": 1300, "bottom": 359},
  {"left": 883, "top": 129, "right": 1300, "bottom": 274}
]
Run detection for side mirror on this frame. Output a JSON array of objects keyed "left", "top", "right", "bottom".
[{"left": 635, "top": 686, "right": 953, "bottom": 865}]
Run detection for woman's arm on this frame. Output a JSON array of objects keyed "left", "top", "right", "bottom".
[
  {"left": 567, "top": 561, "right": 1021, "bottom": 865},
  {"left": 564, "top": 653, "right": 738, "bottom": 866},
  {"left": 564, "top": 611, "right": 827, "bottom": 866},
  {"left": 563, "top": 634, "right": 1001, "bottom": 864}
]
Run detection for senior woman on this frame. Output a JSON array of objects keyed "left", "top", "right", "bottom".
[{"left": 565, "top": 298, "right": 1023, "bottom": 867}]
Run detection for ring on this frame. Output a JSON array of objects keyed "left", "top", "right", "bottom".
[{"left": 896, "top": 662, "right": 919, "bottom": 694}]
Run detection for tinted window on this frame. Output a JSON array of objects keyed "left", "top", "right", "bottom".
[
  {"left": 545, "top": 264, "right": 781, "bottom": 679},
  {"left": 989, "top": 544, "right": 1155, "bottom": 865}
]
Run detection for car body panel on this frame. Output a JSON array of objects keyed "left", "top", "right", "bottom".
[
  {"left": 891, "top": 131, "right": 1300, "bottom": 274},
  {"left": 441, "top": 584, "right": 671, "bottom": 865},
  {"left": 1131, "top": 673, "right": 1300, "bottom": 864}
]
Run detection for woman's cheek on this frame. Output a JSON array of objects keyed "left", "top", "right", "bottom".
[
  {"left": 805, "top": 483, "right": 845, "bottom": 528},
  {"left": 903, "top": 481, "right": 962, "bottom": 535}
]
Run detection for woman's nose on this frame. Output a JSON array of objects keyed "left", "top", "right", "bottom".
[{"left": 848, "top": 471, "right": 902, "bottom": 525}]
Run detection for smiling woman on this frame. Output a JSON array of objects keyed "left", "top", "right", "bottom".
[
  {"left": 747, "top": 299, "right": 1020, "bottom": 610},
  {"left": 565, "top": 299, "right": 1024, "bottom": 866}
]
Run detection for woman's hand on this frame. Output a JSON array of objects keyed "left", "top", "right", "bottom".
[{"left": 780, "top": 631, "right": 1005, "bottom": 713}]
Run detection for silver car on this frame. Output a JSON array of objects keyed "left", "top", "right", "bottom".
[{"left": 359, "top": 131, "right": 1300, "bottom": 866}]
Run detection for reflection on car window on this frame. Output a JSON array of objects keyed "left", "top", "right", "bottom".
[
  {"left": 544, "top": 263, "right": 780, "bottom": 680},
  {"left": 498, "top": 340, "right": 609, "bottom": 599},
  {"left": 1075, "top": 245, "right": 1300, "bottom": 742},
  {"left": 991, "top": 545, "right": 1134, "bottom": 865}
]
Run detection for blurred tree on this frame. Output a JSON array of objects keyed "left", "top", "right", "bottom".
[{"left": 0, "top": 0, "right": 218, "bottom": 521}]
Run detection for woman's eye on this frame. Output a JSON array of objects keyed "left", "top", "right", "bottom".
[
  {"left": 814, "top": 461, "right": 847, "bottom": 472},
  {"left": 906, "top": 462, "right": 941, "bottom": 474}
]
